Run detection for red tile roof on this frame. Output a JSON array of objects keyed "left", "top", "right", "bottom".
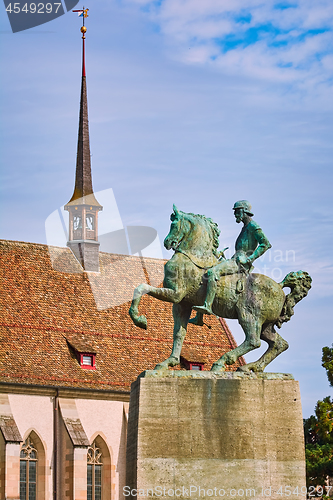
[{"left": 0, "top": 240, "right": 243, "bottom": 393}]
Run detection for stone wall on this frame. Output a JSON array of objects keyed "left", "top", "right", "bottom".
[{"left": 126, "top": 373, "right": 306, "bottom": 500}]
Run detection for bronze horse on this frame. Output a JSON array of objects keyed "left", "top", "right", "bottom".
[{"left": 129, "top": 206, "right": 311, "bottom": 372}]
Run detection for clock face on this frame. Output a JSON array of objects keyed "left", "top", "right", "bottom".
[
  {"left": 73, "top": 216, "right": 82, "bottom": 231},
  {"left": 86, "top": 214, "right": 95, "bottom": 230}
]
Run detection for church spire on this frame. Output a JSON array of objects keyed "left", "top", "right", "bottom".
[
  {"left": 65, "top": 10, "right": 102, "bottom": 272},
  {"left": 66, "top": 10, "right": 101, "bottom": 208}
]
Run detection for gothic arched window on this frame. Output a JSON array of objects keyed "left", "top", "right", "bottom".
[
  {"left": 20, "top": 436, "right": 38, "bottom": 500},
  {"left": 87, "top": 441, "right": 103, "bottom": 500}
]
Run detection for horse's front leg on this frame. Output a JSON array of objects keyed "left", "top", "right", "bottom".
[
  {"left": 129, "top": 283, "right": 151, "bottom": 329},
  {"left": 129, "top": 283, "right": 186, "bottom": 330},
  {"left": 155, "top": 302, "right": 192, "bottom": 370}
]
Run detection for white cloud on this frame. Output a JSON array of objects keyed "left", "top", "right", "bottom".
[{"left": 125, "top": 0, "right": 333, "bottom": 93}]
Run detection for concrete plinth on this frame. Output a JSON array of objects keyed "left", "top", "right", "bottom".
[{"left": 126, "top": 371, "right": 306, "bottom": 500}]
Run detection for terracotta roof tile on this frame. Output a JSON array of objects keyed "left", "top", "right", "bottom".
[{"left": 0, "top": 240, "right": 243, "bottom": 393}]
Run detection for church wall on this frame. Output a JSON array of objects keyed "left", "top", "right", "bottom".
[
  {"left": 75, "top": 399, "right": 128, "bottom": 500},
  {"left": 4, "top": 442, "right": 21, "bottom": 499},
  {"left": 9, "top": 393, "right": 53, "bottom": 500},
  {"left": 1, "top": 392, "right": 129, "bottom": 499},
  {"left": 73, "top": 447, "right": 89, "bottom": 500},
  {"left": 57, "top": 411, "right": 74, "bottom": 500},
  {"left": 0, "top": 430, "right": 5, "bottom": 499}
]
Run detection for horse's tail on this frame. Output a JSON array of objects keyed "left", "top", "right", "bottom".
[{"left": 275, "top": 271, "right": 312, "bottom": 329}]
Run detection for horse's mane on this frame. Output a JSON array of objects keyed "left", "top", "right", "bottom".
[{"left": 180, "top": 210, "right": 221, "bottom": 256}]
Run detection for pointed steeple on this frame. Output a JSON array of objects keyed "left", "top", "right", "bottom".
[
  {"left": 65, "top": 12, "right": 102, "bottom": 272},
  {"left": 65, "top": 21, "right": 101, "bottom": 209}
]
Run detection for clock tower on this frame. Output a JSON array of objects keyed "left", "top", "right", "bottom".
[{"left": 65, "top": 14, "right": 102, "bottom": 272}]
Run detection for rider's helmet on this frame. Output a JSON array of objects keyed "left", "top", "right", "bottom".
[{"left": 233, "top": 200, "right": 254, "bottom": 216}]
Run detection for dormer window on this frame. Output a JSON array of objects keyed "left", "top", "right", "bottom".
[
  {"left": 180, "top": 354, "right": 205, "bottom": 371},
  {"left": 82, "top": 355, "right": 92, "bottom": 366},
  {"left": 81, "top": 354, "right": 95, "bottom": 369},
  {"left": 190, "top": 364, "right": 203, "bottom": 371},
  {"left": 65, "top": 335, "right": 97, "bottom": 370}
]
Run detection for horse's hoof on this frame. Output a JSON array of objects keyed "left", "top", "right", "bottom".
[
  {"left": 236, "top": 364, "right": 263, "bottom": 373},
  {"left": 168, "top": 356, "right": 180, "bottom": 367},
  {"left": 154, "top": 363, "right": 168, "bottom": 371},
  {"left": 210, "top": 362, "right": 225, "bottom": 373},
  {"left": 134, "top": 315, "right": 147, "bottom": 330},
  {"left": 193, "top": 305, "right": 213, "bottom": 315},
  {"left": 154, "top": 356, "right": 179, "bottom": 370},
  {"left": 236, "top": 366, "right": 250, "bottom": 372}
]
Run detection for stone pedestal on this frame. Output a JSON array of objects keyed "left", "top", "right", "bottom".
[{"left": 126, "top": 371, "right": 306, "bottom": 500}]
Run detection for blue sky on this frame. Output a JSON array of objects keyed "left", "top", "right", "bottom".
[{"left": 0, "top": 0, "right": 332, "bottom": 417}]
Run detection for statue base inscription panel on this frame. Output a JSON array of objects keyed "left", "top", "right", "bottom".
[{"left": 126, "top": 373, "right": 306, "bottom": 500}]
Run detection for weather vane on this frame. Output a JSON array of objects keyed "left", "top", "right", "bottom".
[
  {"left": 73, "top": 7, "right": 89, "bottom": 36},
  {"left": 73, "top": 7, "right": 89, "bottom": 77}
]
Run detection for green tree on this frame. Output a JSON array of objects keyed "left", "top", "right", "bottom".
[
  {"left": 322, "top": 345, "right": 333, "bottom": 388},
  {"left": 304, "top": 345, "right": 333, "bottom": 488}
]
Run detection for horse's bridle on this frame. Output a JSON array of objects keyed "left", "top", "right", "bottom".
[{"left": 171, "top": 215, "right": 185, "bottom": 251}]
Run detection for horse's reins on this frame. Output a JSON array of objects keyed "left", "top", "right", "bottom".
[
  {"left": 176, "top": 249, "right": 249, "bottom": 278},
  {"left": 175, "top": 248, "right": 215, "bottom": 270}
]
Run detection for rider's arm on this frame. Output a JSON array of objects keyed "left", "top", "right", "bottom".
[{"left": 247, "top": 226, "right": 271, "bottom": 264}]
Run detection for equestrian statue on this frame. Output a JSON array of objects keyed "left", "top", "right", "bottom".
[{"left": 129, "top": 202, "right": 312, "bottom": 372}]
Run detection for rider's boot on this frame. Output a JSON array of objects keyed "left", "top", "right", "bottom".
[
  {"left": 193, "top": 278, "right": 217, "bottom": 315},
  {"left": 189, "top": 312, "right": 204, "bottom": 326}
]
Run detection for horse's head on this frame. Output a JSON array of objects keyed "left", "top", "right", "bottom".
[
  {"left": 164, "top": 205, "right": 191, "bottom": 251},
  {"left": 164, "top": 205, "right": 221, "bottom": 264}
]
